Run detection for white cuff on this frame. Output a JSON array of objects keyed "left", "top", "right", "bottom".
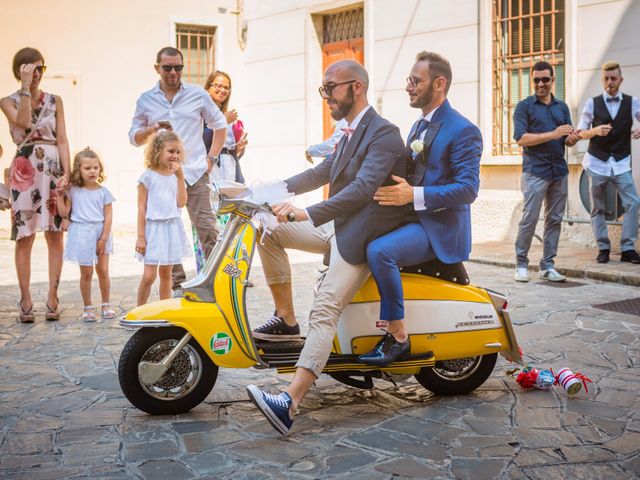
[
  {"left": 413, "top": 187, "right": 427, "bottom": 211},
  {"left": 304, "top": 208, "right": 315, "bottom": 225}
]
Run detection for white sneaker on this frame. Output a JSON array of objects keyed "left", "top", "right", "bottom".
[
  {"left": 514, "top": 267, "right": 530, "bottom": 282},
  {"left": 539, "top": 268, "right": 566, "bottom": 282}
]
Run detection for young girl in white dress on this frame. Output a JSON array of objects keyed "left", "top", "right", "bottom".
[
  {"left": 57, "top": 148, "right": 115, "bottom": 321},
  {"left": 135, "top": 130, "right": 190, "bottom": 305}
]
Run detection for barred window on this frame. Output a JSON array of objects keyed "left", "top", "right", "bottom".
[
  {"left": 323, "top": 7, "right": 364, "bottom": 44},
  {"left": 176, "top": 24, "right": 216, "bottom": 87},
  {"left": 492, "top": 0, "right": 565, "bottom": 156}
]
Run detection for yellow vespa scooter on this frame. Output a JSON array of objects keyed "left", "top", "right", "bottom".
[{"left": 118, "top": 182, "right": 522, "bottom": 415}]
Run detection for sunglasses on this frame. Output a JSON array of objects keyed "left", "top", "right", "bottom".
[
  {"left": 160, "top": 64, "right": 184, "bottom": 72},
  {"left": 532, "top": 77, "right": 552, "bottom": 84},
  {"left": 34, "top": 66, "right": 47, "bottom": 74}
]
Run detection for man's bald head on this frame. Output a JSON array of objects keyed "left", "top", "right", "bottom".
[{"left": 326, "top": 60, "right": 369, "bottom": 92}]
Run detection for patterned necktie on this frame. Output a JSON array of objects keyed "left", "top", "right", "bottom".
[
  {"left": 409, "top": 118, "right": 429, "bottom": 144},
  {"left": 606, "top": 96, "right": 620, "bottom": 103}
]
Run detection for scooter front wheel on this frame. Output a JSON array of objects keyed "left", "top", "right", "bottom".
[
  {"left": 414, "top": 353, "right": 497, "bottom": 395},
  {"left": 118, "top": 327, "right": 218, "bottom": 415}
]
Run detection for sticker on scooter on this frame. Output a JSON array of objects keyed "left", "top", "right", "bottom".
[
  {"left": 210, "top": 333, "right": 233, "bottom": 355},
  {"left": 223, "top": 263, "right": 242, "bottom": 278}
]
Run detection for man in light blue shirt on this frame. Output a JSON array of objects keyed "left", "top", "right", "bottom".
[{"left": 129, "top": 46, "right": 227, "bottom": 289}]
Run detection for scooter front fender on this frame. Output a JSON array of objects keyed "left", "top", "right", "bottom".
[{"left": 121, "top": 298, "right": 262, "bottom": 369}]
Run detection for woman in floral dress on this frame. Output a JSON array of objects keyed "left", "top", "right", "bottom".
[{"left": 0, "top": 47, "right": 71, "bottom": 322}]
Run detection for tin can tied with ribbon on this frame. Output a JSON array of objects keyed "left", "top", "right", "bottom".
[{"left": 555, "top": 368, "right": 592, "bottom": 396}]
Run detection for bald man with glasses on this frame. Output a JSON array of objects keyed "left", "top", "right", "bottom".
[{"left": 246, "top": 59, "right": 406, "bottom": 436}]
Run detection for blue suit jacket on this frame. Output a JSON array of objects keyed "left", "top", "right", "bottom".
[{"left": 408, "top": 100, "right": 482, "bottom": 264}]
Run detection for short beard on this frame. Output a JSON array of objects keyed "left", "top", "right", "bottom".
[
  {"left": 330, "top": 85, "right": 355, "bottom": 120},
  {"left": 411, "top": 82, "right": 434, "bottom": 109}
]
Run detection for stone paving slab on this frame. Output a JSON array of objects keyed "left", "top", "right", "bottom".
[{"left": 1, "top": 256, "right": 639, "bottom": 479}]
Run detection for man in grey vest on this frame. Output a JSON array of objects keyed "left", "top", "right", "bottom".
[{"left": 577, "top": 61, "right": 640, "bottom": 264}]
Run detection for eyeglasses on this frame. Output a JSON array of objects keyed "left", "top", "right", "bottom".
[
  {"left": 318, "top": 80, "right": 356, "bottom": 98},
  {"left": 532, "top": 77, "right": 552, "bottom": 84},
  {"left": 160, "top": 64, "right": 184, "bottom": 72},
  {"left": 406, "top": 76, "right": 423, "bottom": 87},
  {"left": 34, "top": 66, "right": 47, "bottom": 74},
  {"left": 211, "top": 83, "right": 230, "bottom": 92}
]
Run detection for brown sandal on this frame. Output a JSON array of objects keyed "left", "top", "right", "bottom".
[
  {"left": 45, "top": 298, "right": 61, "bottom": 321},
  {"left": 18, "top": 301, "right": 35, "bottom": 323}
]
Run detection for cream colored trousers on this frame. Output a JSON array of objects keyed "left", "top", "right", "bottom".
[{"left": 257, "top": 221, "right": 370, "bottom": 377}]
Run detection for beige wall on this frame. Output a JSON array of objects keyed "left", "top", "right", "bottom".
[{"left": 0, "top": 0, "right": 244, "bottom": 229}]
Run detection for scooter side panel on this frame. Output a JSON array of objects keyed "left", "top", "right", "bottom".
[
  {"left": 337, "top": 299, "right": 504, "bottom": 356},
  {"left": 351, "top": 275, "right": 492, "bottom": 303},
  {"left": 124, "top": 299, "right": 257, "bottom": 368},
  {"left": 352, "top": 329, "right": 511, "bottom": 360}
]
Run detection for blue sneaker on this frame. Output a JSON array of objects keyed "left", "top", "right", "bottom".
[{"left": 246, "top": 384, "right": 293, "bottom": 435}]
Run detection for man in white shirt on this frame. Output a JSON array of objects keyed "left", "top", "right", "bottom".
[
  {"left": 129, "top": 46, "right": 227, "bottom": 288},
  {"left": 577, "top": 61, "right": 640, "bottom": 264}
]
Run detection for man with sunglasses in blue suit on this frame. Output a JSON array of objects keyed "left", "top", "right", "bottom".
[
  {"left": 357, "top": 51, "right": 483, "bottom": 367},
  {"left": 129, "top": 46, "right": 227, "bottom": 291}
]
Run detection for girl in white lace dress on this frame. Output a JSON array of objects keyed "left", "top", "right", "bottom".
[
  {"left": 57, "top": 148, "right": 115, "bottom": 321},
  {"left": 135, "top": 131, "right": 190, "bottom": 305}
]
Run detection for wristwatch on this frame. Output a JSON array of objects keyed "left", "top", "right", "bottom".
[
  {"left": 18, "top": 90, "right": 31, "bottom": 97},
  {"left": 208, "top": 154, "right": 220, "bottom": 166}
]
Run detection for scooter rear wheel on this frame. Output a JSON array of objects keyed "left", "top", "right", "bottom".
[
  {"left": 118, "top": 327, "right": 218, "bottom": 415},
  {"left": 414, "top": 353, "right": 497, "bottom": 395}
]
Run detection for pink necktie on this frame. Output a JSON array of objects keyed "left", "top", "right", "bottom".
[{"left": 341, "top": 127, "right": 355, "bottom": 140}]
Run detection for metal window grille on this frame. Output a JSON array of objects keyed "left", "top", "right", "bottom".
[
  {"left": 323, "top": 7, "right": 364, "bottom": 44},
  {"left": 492, "top": 0, "right": 565, "bottom": 156},
  {"left": 176, "top": 24, "right": 216, "bottom": 87}
]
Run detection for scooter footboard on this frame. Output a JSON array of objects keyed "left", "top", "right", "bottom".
[{"left": 121, "top": 298, "right": 263, "bottom": 368}]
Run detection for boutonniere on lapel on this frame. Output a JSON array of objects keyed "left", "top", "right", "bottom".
[{"left": 410, "top": 139, "right": 424, "bottom": 154}]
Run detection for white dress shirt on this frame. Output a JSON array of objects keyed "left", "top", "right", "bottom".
[
  {"left": 577, "top": 91, "right": 640, "bottom": 177},
  {"left": 129, "top": 82, "right": 227, "bottom": 186},
  {"left": 412, "top": 106, "right": 440, "bottom": 211}
]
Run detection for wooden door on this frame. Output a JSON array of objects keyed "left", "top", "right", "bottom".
[
  {"left": 321, "top": 38, "right": 364, "bottom": 140},
  {"left": 320, "top": 38, "right": 364, "bottom": 198}
]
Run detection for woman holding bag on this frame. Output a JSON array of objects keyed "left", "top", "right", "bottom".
[
  {"left": 203, "top": 70, "right": 248, "bottom": 183},
  {"left": 0, "top": 47, "right": 71, "bottom": 322}
]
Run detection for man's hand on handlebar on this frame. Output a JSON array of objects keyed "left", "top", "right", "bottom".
[{"left": 272, "top": 202, "right": 309, "bottom": 223}]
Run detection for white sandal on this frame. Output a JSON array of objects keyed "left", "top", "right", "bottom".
[
  {"left": 101, "top": 303, "right": 116, "bottom": 319},
  {"left": 82, "top": 306, "right": 97, "bottom": 322}
]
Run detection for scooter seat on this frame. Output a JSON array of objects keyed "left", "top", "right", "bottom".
[{"left": 400, "top": 259, "right": 469, "bottom": 285}]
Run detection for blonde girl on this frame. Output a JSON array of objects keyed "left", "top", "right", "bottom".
[
  {"left": 57, "top": 148, "right": 115, "bottom": 321},
  {"left": 136, "top": 130, "right": 190, "bottom": 305}
]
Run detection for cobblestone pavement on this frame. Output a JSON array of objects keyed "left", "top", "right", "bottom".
[{"left": 1, "top": 257, "right": 639, "bottom": 479}]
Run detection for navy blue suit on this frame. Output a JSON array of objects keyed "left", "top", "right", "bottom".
[{"left": 366, "top": 99, "right": 482, "bottom": 320}]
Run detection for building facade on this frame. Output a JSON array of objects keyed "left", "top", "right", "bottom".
[{"left": 1, "top": 0, "right": 638, "bottom": 248}]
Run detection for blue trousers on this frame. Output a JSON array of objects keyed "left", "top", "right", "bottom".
[{"left": 366, "top": 222, "right": 435, "bottom": 321}]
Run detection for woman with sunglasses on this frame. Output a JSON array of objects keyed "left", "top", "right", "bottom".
[
  {"left": 0, "top": 47, "right": 71, "bottom": 322},
  {"left": 203, "top": 70, "right": 248, "bottom": 184}
]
